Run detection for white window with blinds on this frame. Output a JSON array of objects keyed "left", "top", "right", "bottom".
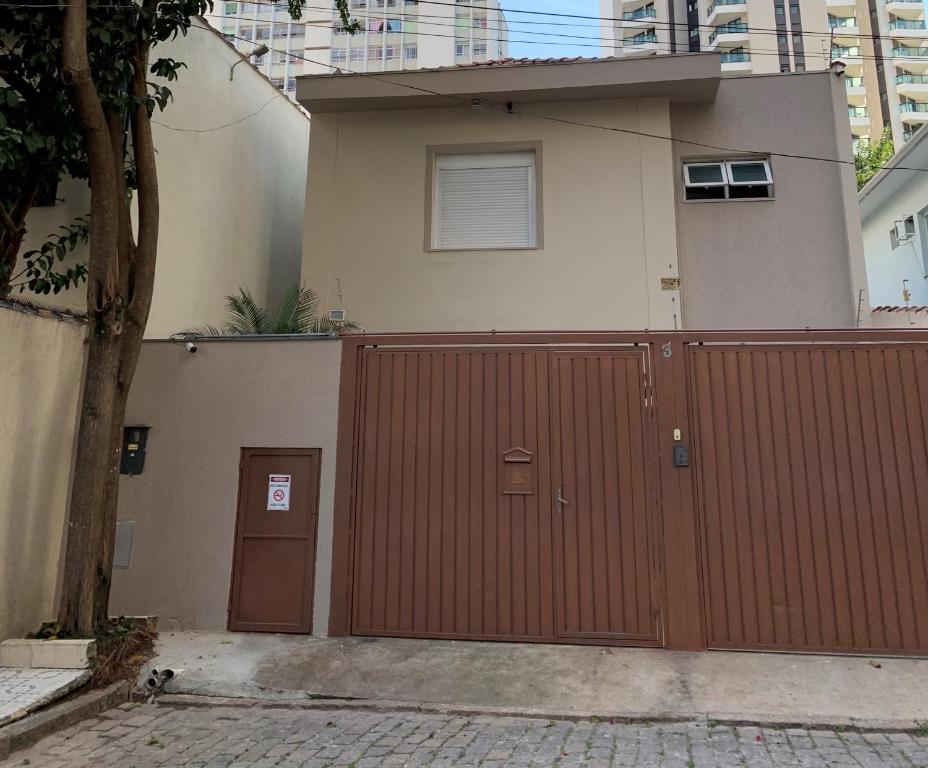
[{"left": 431, "top": 151, "right": 537, "bottom": 250}]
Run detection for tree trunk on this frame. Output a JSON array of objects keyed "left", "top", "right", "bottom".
[
  {"left": 90, "top": 4, "right": 161, "bottom": 629},
  {"left": 57, "top": 0, "right": 125, "bottom": 636}
]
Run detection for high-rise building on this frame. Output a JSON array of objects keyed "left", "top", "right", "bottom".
[
  {"left": 600, "top": 0, "right": 926, "bottom": 149},
  {"left": 208, "top": 0, "right": 509, "bottom": 99}
]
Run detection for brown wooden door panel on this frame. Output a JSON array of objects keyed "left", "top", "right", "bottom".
[
  {"left": 690, "top": 345, "right": 928, "bottom": 654},
  {"left": 352, "top": 349, "right": 556, "bottom": 640},
  {"left": 229, "top": 448, "right": 320, "bottom": 633},
  {"left": 550, "top": 352, "right": 661, "bottom": 643}
]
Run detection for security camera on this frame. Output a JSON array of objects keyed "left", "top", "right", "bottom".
[
  {"left": 185, "top": 341, "right": 198, "bottom": 354},
  {"left": 830, "top": 60, "right": 847, "bottom": 77}
]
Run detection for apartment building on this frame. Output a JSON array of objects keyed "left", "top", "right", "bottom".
[
  {"left": 208, "top": 0, "right": 508, "bottom": 97},
  {"left": 600, "top": 0, "right": 926, "bottom": 149}
]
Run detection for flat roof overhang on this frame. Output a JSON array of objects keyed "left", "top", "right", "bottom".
[{"left": 296, "top": 54, "right": 722, "bottom": 113}]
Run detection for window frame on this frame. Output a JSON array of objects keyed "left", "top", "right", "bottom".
[
  {"left": 682, "top": 157, "right": 774, "bottom": 202},
  {"left": 424, "top": 142, "right": 544, "bottom": 253}
]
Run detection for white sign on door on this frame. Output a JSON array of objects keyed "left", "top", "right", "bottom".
[{"left": 267, "top": 474, "right": 291, "bottom": 511}]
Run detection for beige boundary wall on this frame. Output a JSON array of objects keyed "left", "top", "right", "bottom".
[
  {"left": 0, "top": 303, "right": 86, "bottom": 640},
  {"left": 108, "top": 337, "right": 342, "bottom": 634}
]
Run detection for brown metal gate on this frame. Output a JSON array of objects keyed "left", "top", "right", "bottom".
[
  {"left": 330, "top": 331, "right": 928, "bottom": 656},
  {"left": 349, "top": 346, "right": 660, "bottom": 644},
  {"left": 689, "top": 343, "right": 928, "bottom": 654}
]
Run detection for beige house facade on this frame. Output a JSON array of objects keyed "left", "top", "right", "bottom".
[{"left": 299, "top": 55, "right": 866, "bottom": 333}]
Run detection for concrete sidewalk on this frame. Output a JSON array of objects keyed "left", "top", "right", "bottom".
[{"left": 145, "top": 632, "right": 928, "bottom": 730}]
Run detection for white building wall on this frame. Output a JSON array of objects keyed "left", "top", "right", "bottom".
[
  {"left": 862, "top": 180, "right": 928, "bottom": 306},
  {"left": 18, "top": 17, "right": 310, "bottom": 338}
]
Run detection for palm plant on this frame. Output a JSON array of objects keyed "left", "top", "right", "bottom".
[{"left": 183, "top": 285, "right": 359, "bottom": 336}]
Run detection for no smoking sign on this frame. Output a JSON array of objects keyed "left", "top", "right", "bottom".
[{"left": 267, "top": 474, "right": 291, "bottom": 511}]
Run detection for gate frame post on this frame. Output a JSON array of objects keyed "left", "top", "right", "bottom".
[
  {"left": 328, "top": 336, "right": 364, "bottom": 637},
  {"left": 650, "top": 334, "right": 705, "bottom": 650}
]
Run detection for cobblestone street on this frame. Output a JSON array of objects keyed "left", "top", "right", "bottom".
[{"left": 2, "top": 702, "right": 927, "bottom": 767}]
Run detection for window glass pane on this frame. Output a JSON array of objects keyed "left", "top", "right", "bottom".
[
  {"left": 685, "top": 186, "right": 726, "bottom": 200},
  {"left": 728, "top": 184, "right": 771, "bottom": 199},
  {"left": 728, "top": 162, "right": 769, "bottom": 183},
  {"left": 686, "top": 163, "right": 725, "bottom": 185}
]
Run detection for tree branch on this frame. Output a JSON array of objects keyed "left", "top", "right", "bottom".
[{"left": 62, "top": 0, "right": 121, "bottom": 317}]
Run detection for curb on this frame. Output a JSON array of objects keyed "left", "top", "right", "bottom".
[
  {"left": 0, "top": 682, "right": 130, "bottom": 761},
  {"left": 152, "top": 693, "right": 928, "bottom": 734}
]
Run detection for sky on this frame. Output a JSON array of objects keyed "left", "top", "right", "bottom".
[{"left": 501, "top": 0, "right": 602, "bottom": 60}]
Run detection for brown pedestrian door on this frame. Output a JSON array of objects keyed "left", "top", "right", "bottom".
[
  {"left": 551, "top": 352, "right": 661, "bottom": 643},
  {"left": 229, "top": 448, "right": 320, "bottom": 633}
]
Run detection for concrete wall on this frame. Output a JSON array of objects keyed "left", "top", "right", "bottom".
[
  {"left": 108, "top": 338, "right": 341, "bottom": 634},
  {"left": 303, "top": 98, "right": 682, "bottom": 332},
  {"left": 671, "top": 72, "right": 867, "bottom": 328},
  {"left": 18, "top": 18, "right": 310, "bottom": 338},
  {"left": 0, "top": 304, "right": 85, "bottom": 640}
]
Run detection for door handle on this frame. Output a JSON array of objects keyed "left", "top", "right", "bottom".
[{"left": 556, "top": 488, "right": 569, "bottom": 514}]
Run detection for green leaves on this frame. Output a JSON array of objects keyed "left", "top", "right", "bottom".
[
  {"left": 182, "top": 285, "right": 360, "bottom": 336},
  {"left": 10, "top": 216, "right": 90, "bottom": 295},
  {"left": 855, "top": 129, "right": 895, "bottom": 190},
  {"left": 0, "top": 0, "right": 215, "bottom": 293}
]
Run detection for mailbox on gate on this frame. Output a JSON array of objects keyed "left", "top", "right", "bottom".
[{"left": 501, "top": 447, "right": 535, "bottom": 495}]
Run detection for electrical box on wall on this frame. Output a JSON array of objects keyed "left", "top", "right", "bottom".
[{"left": 120, "top": 425, "right": 150, "bottom": 475}]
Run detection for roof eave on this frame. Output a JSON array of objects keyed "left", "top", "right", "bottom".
[{"left": 296, "top": 54, "right": 722, "bottom": 113}]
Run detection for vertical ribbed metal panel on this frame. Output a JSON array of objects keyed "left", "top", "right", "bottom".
[
  {"left": 550, "top": 352, "right": 660, "bottom": 643},
  {"left": 690, "top": 344, "right": 928, "bottom": 654},
  {"left": 352, "top": 348, "right": 556, "bottom": 641}
]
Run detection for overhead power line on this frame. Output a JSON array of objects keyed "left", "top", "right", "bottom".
[
  {"left": 2, "top": 0, "right": 926, "bottom": 47},
  {"left": 201, "top": 27, "right": 928, "bottom": 175}
]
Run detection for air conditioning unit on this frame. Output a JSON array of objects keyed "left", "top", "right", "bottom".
[
  {"left": 895, "top": 217, "right": 916, "bottom": 243},
  {"left": 328, "top": 308, "right": 347, "bottom": 323}
]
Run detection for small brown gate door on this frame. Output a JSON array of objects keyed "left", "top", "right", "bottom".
[
  {"left": 550, "top": 352, "right": 662, "bottom": 644},
  {"left": 229, "top": 448, "right": 320, "bottom": 633}
]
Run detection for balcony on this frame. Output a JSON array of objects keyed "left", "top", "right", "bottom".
[
  {"left": 903, "top": 126, "right": 924, "bottom": 140},
  {"left": 620, "top": 0, "right": 653, "bottom": 12},
  {"left": 622, "top": 5, "right": 657, "bottom": 27},
  {"left": 897, "top": 71, "right": 928, "bottom": 95},
  {"left": 845, "top": 75, "right": 866, "bottom": 94},
  {"left": 848, "top": 104, "right": 869, "bottom": 133},
  {"left": 622, "top": 32, "right": 659, "bottom": 55},
  {"left": 900, "top": 100, "right": 928, "bottom": 122},
  {"left": 708, "top": 20, "right": 749, "bottom": 48},
  {"left": 893, "top": 45, "right": 928, "bottom": 70},
  {"left": 720, "top": 49, "right": 752, "bottom": 71},
  {"left": 828, "top": 14, "right": 860, "bottom": 37},
  {"left": 832, "top": 45, "right": 863, "bottom": 67},
  {"left": 706, "top": 0, "right": 747, "bottom": 24},
  {"left": 889, "top": 17, "right": 928, "bottom": 40},
  {"left": 886, "top": 0, "right": 924, "bottom": 18}
]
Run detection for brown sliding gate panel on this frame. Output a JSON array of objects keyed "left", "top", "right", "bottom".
[
  {"left": 689, "top": 344, "right": 928, "bottom": 654},
  {"left": 350, "top": 346, "right": 660, "bottom": 644}
]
